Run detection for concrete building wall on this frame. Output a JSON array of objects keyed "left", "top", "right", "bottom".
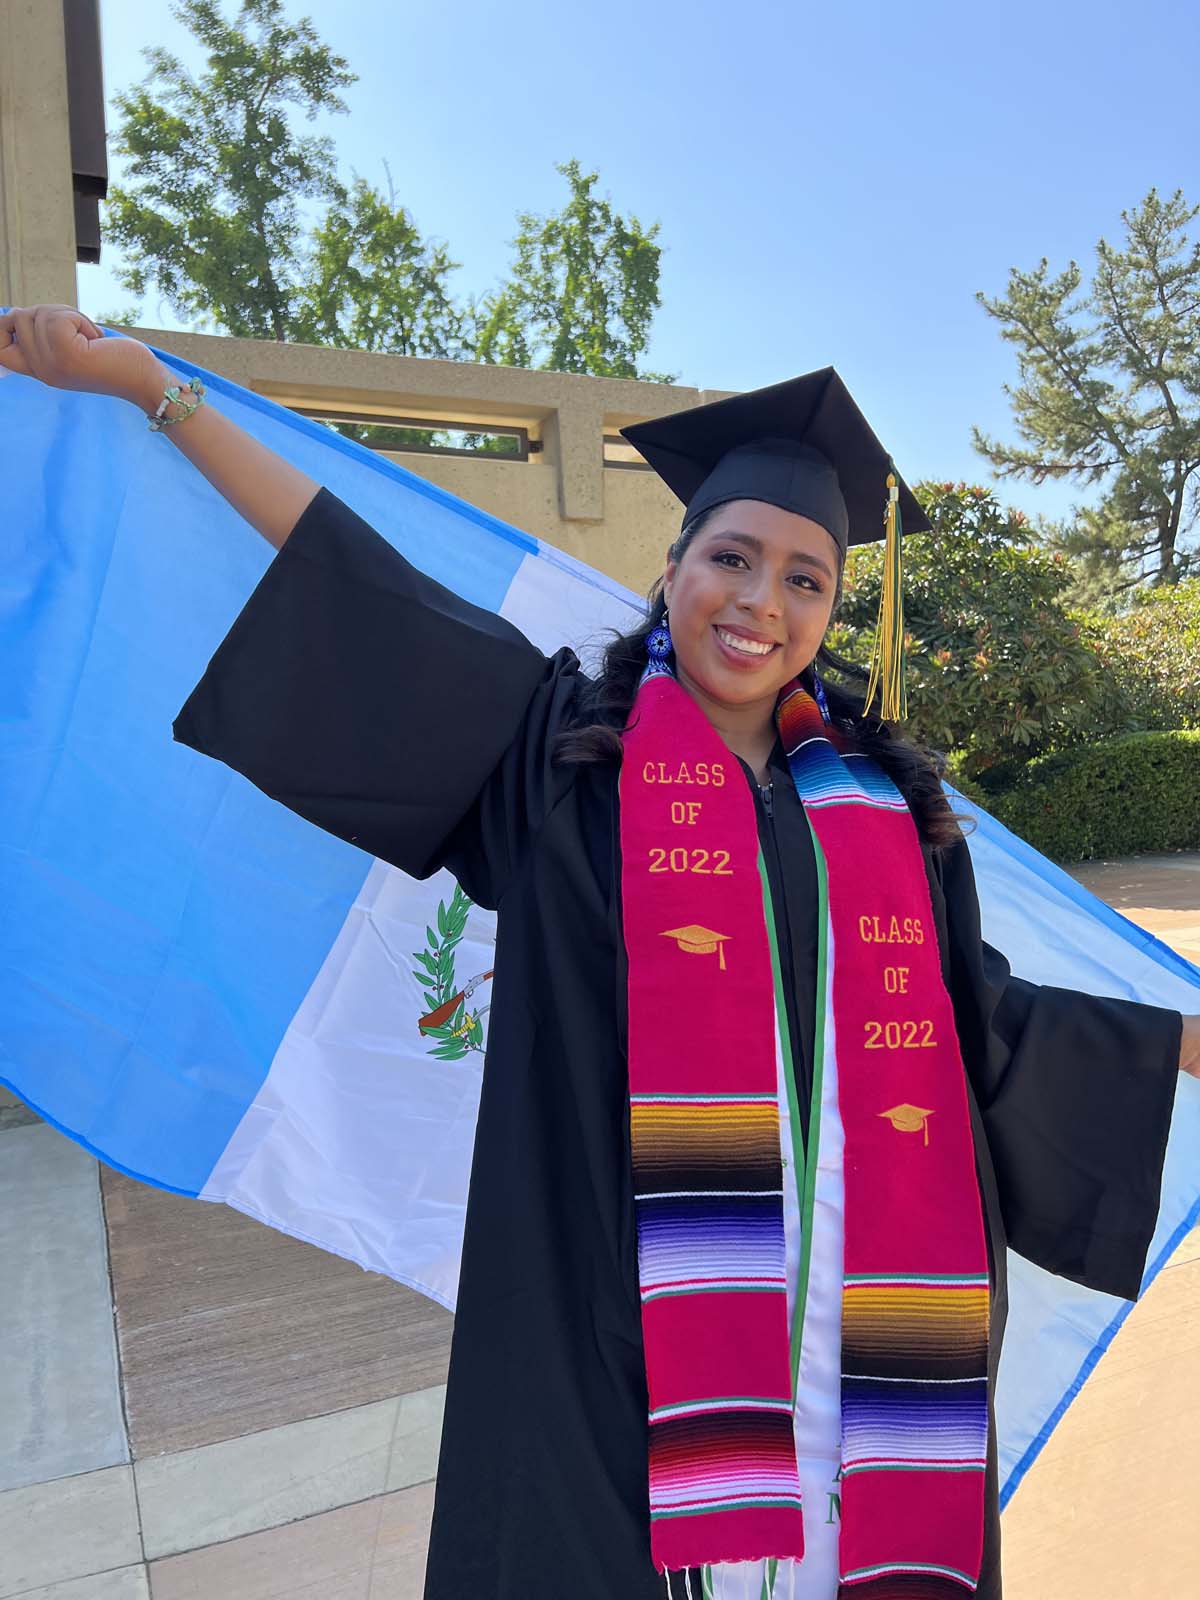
[
  {"left": 0, "top": 0, "right": 80, "bottom": 309},
  {"left": 127, "top": 325, "right": 724, "bottom": 596}
]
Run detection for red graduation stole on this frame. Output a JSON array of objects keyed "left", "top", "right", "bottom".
[{"left": 620, "top": 672, "right": 990, "bottom": 1595}]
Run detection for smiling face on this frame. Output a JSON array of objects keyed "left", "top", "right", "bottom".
[{"left": 662, "top": 498, "right": 841, "bottom": 729}]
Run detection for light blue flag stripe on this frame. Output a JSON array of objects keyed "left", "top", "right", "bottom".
[
  {"left": 1, "top": 327, "right": 530, "bottom": 1192},
  {"left": 1001, "top": 1196, "right": 1200, "bottom": 1510},
  {"left": 946, "top": 789, "right": 1200, "bottom": 1504}
]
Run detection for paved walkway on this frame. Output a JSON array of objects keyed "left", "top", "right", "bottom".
[
  {"left": 0, "top": 1136, "right": 450, "bottom": 1599},
  {"left": 1, "top": 854, "right": 1197, "bottom": 1599},
  {"left": 1068, "top": 852, "right": 1200, "bottom": 966}
]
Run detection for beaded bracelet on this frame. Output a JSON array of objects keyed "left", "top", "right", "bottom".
[{"left": 147, "top": 375, "right": 207, "bottom": 432}]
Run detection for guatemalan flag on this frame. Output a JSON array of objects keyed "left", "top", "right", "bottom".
[{"left": 2, "top": 328, "right": 1199, "bottom": 1512}]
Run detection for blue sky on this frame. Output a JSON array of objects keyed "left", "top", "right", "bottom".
[{"left": 80, "top": 0, "right": 1200, "bottom": 526}]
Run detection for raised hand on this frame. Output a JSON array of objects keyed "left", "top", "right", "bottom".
[
  {"left": 0, "top": 304, "right": 164, "bottom": 409},
  {"left": 1, "top": 302, "right": 319, "bottom": 550}
]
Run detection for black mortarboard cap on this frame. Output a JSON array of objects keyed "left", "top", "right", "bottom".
[{"left": 619, "top": 367, "right": 929, "bottom": 556}]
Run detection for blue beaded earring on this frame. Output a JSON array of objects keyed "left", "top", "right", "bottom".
[
  {"left": 642, "top": 610, "right": 675, "bottom": 683},
  {"left": 811, "top": 663, "right": 832, "bottom": 725}
]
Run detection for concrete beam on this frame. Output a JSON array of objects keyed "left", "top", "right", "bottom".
[
  {"left": 115, "top": 326, "right": 734, "bottom": 548},
  {"left": 0, "top": 1, "right": 78, "bottom": 308}
]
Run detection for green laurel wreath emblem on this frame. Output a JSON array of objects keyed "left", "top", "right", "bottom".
[{"left": 411, "top": 883, "right": 486, "bottom": 1060}]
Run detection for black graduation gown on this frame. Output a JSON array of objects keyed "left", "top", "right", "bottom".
[{"left": 173, "top": 487, "right": 1183, "bottom": 1600}]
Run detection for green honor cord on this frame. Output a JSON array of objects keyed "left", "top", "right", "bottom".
[
  {"left": 756, "top": 839, "right": 827, "bottom": 1388},
  {"left": 736, "top": 837, "right": 830, "bottom": 1600},
  {"left": 795, "top": 816, "right": 831, "bottom": 1385}
]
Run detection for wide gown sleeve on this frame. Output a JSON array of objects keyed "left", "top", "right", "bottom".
[
  {"left": 938, "top": 835, "right": 1183, "bottom": 1301},
  {"left": 172, "top": 486, "right": 586, "bottom": 908}
]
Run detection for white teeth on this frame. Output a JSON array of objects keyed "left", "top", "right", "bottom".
[{"left": 716, "top": 627, "right": 775, "bottom": 657}]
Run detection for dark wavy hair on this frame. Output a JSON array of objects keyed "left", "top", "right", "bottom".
[{"left": 553, "top": 507, "right": 974, "bottom": 854}]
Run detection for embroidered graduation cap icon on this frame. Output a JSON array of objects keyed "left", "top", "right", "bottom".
[
  {"left": 660, "top": 925, "right": 731, "bottom": 971},
  {"left": 879, "top": 1104, "right": 934, "bottom": 1146},
  {"left": 621, "top": 368, "right": 928, "bottom": 721}
]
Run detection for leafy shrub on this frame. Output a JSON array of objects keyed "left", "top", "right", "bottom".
[
  {"left": 988, "top": 730, "right": 1200, "bottom": 863},
  {"left": 831, "top": 483, "right": 1109, "bottom": 781},
  {"left": 939, "top": 758, "right": 990, "bottom": 809},
  {"left": 1076, "top": 578, "right": 1200, "bottom": 734}
]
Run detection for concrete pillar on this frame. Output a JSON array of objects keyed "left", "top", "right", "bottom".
[
  {"left": 543, "top": 397, "right": 606, "bottom": 524},
  {"left": 0, "top": 0, "right": 78, "bottom": 307}
]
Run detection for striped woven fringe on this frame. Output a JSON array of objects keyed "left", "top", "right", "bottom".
[
  {"left": 664, "top": 1560, "right": 983, "bottom": 1599},
  {"left": 841, "top": 1274, "right": 990, "bottom": 1484},
  {"left": 633, "top": 1092, "right": 801, "bottom": 1525}
]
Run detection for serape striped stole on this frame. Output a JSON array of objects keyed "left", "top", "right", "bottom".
[{"left": 619, "top": 673, "right": 990, "bottom": 1594}]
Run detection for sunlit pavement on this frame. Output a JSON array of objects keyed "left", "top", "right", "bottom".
[{"left": 1069, "top": 851, "right": 1200, "bottom": 969}]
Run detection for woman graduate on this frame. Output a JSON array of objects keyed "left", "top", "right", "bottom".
[{"left": 1, "top": 307, "right": 1196, "bottom": 1600}]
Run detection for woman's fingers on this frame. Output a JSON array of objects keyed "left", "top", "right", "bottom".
[
  {"left": 0, "top": 345, "right": 31, "bottom": 375},
  {"left": 0, "top": 304, "right": 147, "bottom": 399},
  {"left": 37, "top": 304, "right": 97, "bottom": 372},
  {"left": 44, "top": 305, "right": 87, "bottom": 374},
  {"left": 46, "top": 304, "right": 103, "bottom": 354},
  {"left": 0, "top": 309, "right": 34, "bottom": 376},
  {"left": 32, "top": 305, "right": 61, "bottom": 373},
  {"left": 62, "top": 307, "right": 104, "bottom": 341},
  {"left": 11, "top": 308, "right": 40, "bottom": 377}
]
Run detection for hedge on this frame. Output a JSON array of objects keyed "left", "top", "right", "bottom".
[{"left": 987, "top": 730, "right": 1200, "bottom": 864}]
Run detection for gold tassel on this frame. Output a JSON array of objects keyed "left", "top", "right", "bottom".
[{"left": 863, "top": 470, "right": 907, "bottom": 721}]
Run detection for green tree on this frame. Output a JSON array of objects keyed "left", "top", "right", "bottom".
[
  {"left": 292, "top": 163, "right": 469, "bottom": 356},
  {"left": 830, "top": 483, "right": 1111, "bottom": 782},
  {"left": 473, "top": 160, "right": 674, "bottom": 380},
  {"left": 101, "top": 0, "right": 357, "bottom": 340},
  {"left": 99, "top": 0, "right": 500, "bottom": 361},
  {"left": 99, "top": 6, "right": 672, "bottom": 381},
  {"left": 974, "top": 188, "right": 1200, "bottom": 590},
  {"left": 1036, "top": 504, "right": 1134, "bottom": 614},
  {"left": 1079, "top": 577, "right": 1200, "bottom": 732}
]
